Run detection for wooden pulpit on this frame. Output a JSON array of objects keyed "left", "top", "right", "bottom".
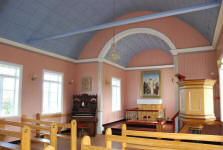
[{"left": 178, "top": 79, "right": 216, "bottom": 133}]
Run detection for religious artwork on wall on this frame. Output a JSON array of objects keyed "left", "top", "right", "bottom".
[
  {"left": 81, "top": 77, "right": 92, "bottom": 92},
  {"left": 141, "top": 71, "right": 161, "bottom": 98}
]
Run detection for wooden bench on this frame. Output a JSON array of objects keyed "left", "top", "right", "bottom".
[
  {"left": 0, "top": 126, "right": 30, "bottom": 150},
  {"left": 36, "top": 113, "right": 71, "bottom": 136},
  {"left": 0, "top": 119, "right": 57, "bottom": 150},
  {"left": 81, "top": 136, "right": 117, "bottom": 150},
  {"left": 21, "top": 115, "right": 77, "bottom": 150},
  {"left": 120, "top": 123, "right": 223, "bottom": 150},
  {"left": 81, "top": 124, "right": 223, "bottom": 150}
]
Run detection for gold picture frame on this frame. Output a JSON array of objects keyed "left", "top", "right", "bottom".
[
  {"left": 141, "top": 71, "right": 161, "bottom": 98},
  {"left": 81, "top": 77, "right": 92, "bottom": 92}
]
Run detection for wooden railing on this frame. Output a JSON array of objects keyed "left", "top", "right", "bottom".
[
  {"left": 126, "top": 108, "right": 165, "bottom": 122},
  {"left": 0, "top": 126, "right": 30, "bottom": 150},
  {"left": 171, "top": 111, "right": 179, "bottom": 132}
]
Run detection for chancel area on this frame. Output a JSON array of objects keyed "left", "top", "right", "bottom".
[{"left": 1, "top": 0, "right": 223, "bottom": 150}]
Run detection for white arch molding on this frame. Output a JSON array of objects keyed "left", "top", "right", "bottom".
[
  {"left": 96, "top": 28, "right": 179, "bottom": 133},
  {"left": 98, "top": 28, "right": 176, "bottom": 59}
]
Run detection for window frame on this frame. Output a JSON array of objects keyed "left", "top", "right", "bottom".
[
  {"left": 42, "top": 69, "right": 64, "bottom": 115},
  {"left": 0, "top": 61, "right": 23, "bottom": 118},
  {"left": 111, "top": 77, "right": 121, "bottom": 112}
]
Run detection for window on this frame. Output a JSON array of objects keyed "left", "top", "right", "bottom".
[
  {"left": 0, "top": 62, "right": 22, "bottom": 117},
  {"left": 112, "top": 77, "right": 121, "bottom": 112},
  {"left": 42, "top": 70, "right": 63, "bottom": 114}
]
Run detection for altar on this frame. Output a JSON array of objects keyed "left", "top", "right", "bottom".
[{"left": 125, "top": 99, "right": 165, "bottom": 130}]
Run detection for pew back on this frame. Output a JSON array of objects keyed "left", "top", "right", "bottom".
[
  {"left": 0, "top": 119, "right": 57, "bottom": 150},
  {"left": 81, "top": 136, "right": 118, "bottom": 150},
  {"left": 102, "top": 125, "right": 223, "bottom": 150},
  {"left": 0, "top": 126, "right": 30, "bottom": 150},
  {"left": 22, "top": 115, "right": 77, "bottom": 150},
  {"left": 36, "top": 113, "right": 71, "bottom": 136},
  {"left": 121, "top": 124, "right": 223, "bottom": 143}
]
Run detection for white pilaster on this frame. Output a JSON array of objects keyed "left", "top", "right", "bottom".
[
  {"left": 218, "top": 59, "right": 223, "bottom": 122},
  {"left": 97, "top": 61, "right": 104, "bottom": 134},
  {"left": 173, "top": 55, "right": 179, "bottom": 132}
]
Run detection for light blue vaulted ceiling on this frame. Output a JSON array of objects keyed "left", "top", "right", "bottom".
[
  {"left": 0, "top": 0, "right": 221, "bottom": 60},
  {"left": 105, "top": 34, "right": 171, "bottom": 67}
]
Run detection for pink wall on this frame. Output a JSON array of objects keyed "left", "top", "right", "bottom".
[
  {"left": 0, "top": 43, "right": 77, "bottom": 141},
  {"left": 126, "top": 50, "right": 175, "bottom": 119},
  {"left": 128, "top": 49, "right": 173, "bottom": 67},
  {"left": 102, "top": 63, "right": 126, "bottom": 124},
  {"left": 178, "top": 51, "right": 218, "bottom": 80},
  {"left": 74, "top": 63, "right": 98, "bottom": 95},
  {"left": 178, "top": 51, "right": 220, "bottom": 119},
  {"left": 216, "top": 28, "right": 223, "bottom": 59},
  {"left": 0, "top": 43, "right": 77, "bottom": 118},
  {"left": 79, "top": 11, "right": 209, "bottom": 59},
  {"left": 126, "top": 69, "right": 175, "bottom": 119}
]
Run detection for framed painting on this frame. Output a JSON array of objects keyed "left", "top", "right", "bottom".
[
  {"left": 81, "top": 77, "right": 92, "bottom": 92},
  {"left": 141, "top": 71, "right": 161, "bottom": 98}
]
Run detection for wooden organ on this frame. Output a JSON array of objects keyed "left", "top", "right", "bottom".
[{"left": 72, "top": 94, "right": 97, "bottom": 136}]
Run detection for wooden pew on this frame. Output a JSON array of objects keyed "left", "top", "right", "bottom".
[
  {"left": 0, "top": 119, "right": 57, "bottom": 150},
  {"left": 119, "top": 124, "right": 223, "bottom": 150},
  {"left": 81, "top": 136, "right": 117, "bottom": 150},
  {"left": 36, "top": 113, "right": 71, "bottom": 136},
  {"left": 21, "top": 115, "right": 77, "bottom": 150},
  {"left": 0, "top": 126, "right": 30, "bottom": 150},
  {"left": 82, "top": 124, "right": 223, "bottom": 150},
  {"left": 43, "top": 145, "right": 55, "bottom": 150}
]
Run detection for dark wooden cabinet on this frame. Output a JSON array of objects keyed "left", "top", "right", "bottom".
[{"left": 72, "top": 94, "right": 97, "bottom": 136}]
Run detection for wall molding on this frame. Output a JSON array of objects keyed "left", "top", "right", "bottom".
[
  {"left": 125, "top": 65, "right": 174, "bottom": 71},
  {"left": 75, "top": 58, "right": 99, "bottom": 63},
  {"left": 0, "top": 38, "right": 77, "bottom": 64},
  {"left": 170, "top": 46, "right": 215, "bottom": 55},
  {"left": 0, "top": 38, "right": 216, "bottom": 69},
  {"left": 103, "top": 59, "right": 126, "bottom": 70}
]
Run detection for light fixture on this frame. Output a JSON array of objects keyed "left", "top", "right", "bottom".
[
  {"left": 32, "top": 74, "right": 38, "bottom": 81},
  {"left": 108, "top": 0, "right": 120, "bottom": 63},
  {"left": 69, "top": 80, "right": 74, "bottom": 85},
  {"left": 217, "top": 59, "right": 222, "bottom": 68}
]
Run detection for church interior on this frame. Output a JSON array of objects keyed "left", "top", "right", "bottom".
[{"left": 1, "top": 0, "right": 223, "bottom": 150}]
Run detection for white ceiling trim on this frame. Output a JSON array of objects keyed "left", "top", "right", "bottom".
[
  {"left": 212, "top": 0, "right": 223, "bottom": 49},
  {"left": 75, "top": 58, "right": 99, "bottom": 63},
  {"left": 103, "top": 59, "right": 125, "bottom": 70},
  {"left": 0, "top": 38, "right": 216, "bottom": 68},
  {"left": 125, "top": 65, "right": 174, "bottom": 71},
  {"left": 170, "top": 46, "right": 215, "bottom": 55},
  {"left": 98, "top": 28, "right": 176, "bottom": 59},
  {"left": 0, "top": 38, "right": 77, "bottom": 64},
  {"left": 103, "top": 59, "right": 174, "bottom": 71}
]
